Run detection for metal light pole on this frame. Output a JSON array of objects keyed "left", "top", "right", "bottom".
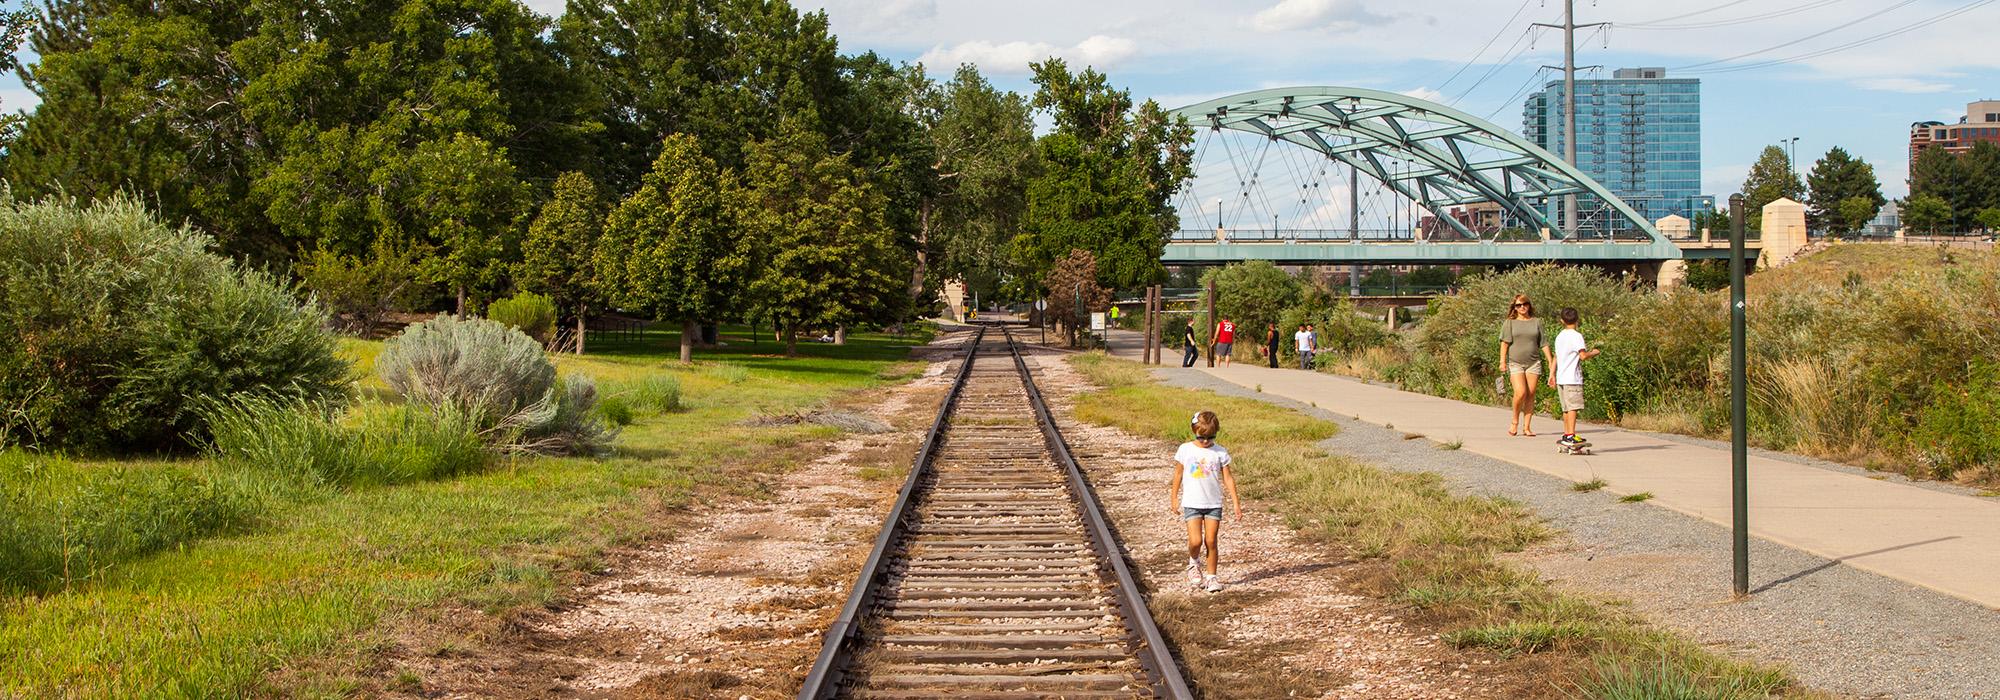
[
  {"left": 1783, "top": 137, "right": 1801, "bottom": 180},
  {"left": 1729, "top": 193, "right": 1750, "bottom": 598}
]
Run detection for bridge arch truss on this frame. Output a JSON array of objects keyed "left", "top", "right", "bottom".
[{"left": 1171, "top": 86, "right": 1667, "bottom": 249}]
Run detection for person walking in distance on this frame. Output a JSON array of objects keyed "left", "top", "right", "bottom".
[
  {"left": 1306, "top": 324, "right": 1319, "bottom": 369},
  {"left": 1181, "top": 322, "right": 1199, "bottom": 368},
  {"left": 1550, "top": 307, "right": 1601, "bottom": 449},
  {"left": 1263, "top": 322, "right": 1280, "bottom": 368},
  {"left": 1293, "top": 323, "right": 1315, "bottom": 370},
  {"left": 1213, "top": 317, "right": 1236, "bottom": 367},
  {"left": 1499, "top": 294, "right": 1555, "bottom": 436},
  {"left": 1170, "top": 410, "right": 1241, "bottom": 593}
]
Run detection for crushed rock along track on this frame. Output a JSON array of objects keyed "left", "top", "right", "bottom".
[
  {"left": 1031, "top": 350, "right": 1561, "bottom": 699},
  {"left": 378, "top": 332, "right": 970, "bottom": 700}
]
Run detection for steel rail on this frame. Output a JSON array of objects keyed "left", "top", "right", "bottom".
[
  {"left": 797, "top": 326, "right": 986, "bottom": 699},
  {"left": 1004, "top": 328, "right": 1194, "bottom": 700}
]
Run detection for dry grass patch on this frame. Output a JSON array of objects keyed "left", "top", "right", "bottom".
[{"left": 1067, "top": 352, "right": 1806, "bottom": 699}]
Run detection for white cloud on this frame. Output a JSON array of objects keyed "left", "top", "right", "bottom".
[
  {"left": 1854, "top": 77, "right": 1954, "bottom": 94},
  {"left": 1248, "top": 0, "right": 1391, "bottom": 33},
  {"left": 520, "top": 0, "right": 564, "bottom": 17},
  {"left": 919, "top": 34, "right": 1137, "bottom": 74},
  {"left": 1399, "top": 86, "right": 1445, "bottom": 103},
  {"left": 0, "top": 86, "right": 39, "bottom": 114}
]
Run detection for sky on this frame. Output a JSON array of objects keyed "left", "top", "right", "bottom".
[{"left": 7, "top": 0, "right": 1998, "bottom": 206}]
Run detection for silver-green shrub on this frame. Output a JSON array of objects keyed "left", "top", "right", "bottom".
[
  {"left": 375, "top": 315, "right": 611, "bottom": 454},
  {"left": 0, "top": 193, "right": 349, "bottom": 450}
]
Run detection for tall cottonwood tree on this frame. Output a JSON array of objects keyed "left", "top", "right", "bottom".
[
  {"left": 1805, "top": 147, "right": 1884, "bottom": 236},
  {"left": 1014, "top": 59, "right": 1194, "bottom": 291},
  {"left": 745, "top": 118, "right": 908, "bottom": 356},
  {"left": 519, "top": 171, "right": 607, "bottom": 352},
  {"left": 7, "top": 0, "right": 589, "bottom": 268},
  {"left": 905, "top": 63, "right": 1038, "bottom": 305},
  {"left": 554, "top": 0, "right": 845, "bottom": 191},
  {"left": 596, "top": 135, "right": 749, "bottom": 363}
]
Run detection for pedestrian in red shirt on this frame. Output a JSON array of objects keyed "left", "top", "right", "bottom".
[{"left": 1213, "top": 318, "right": 1236, "bottom": 366}]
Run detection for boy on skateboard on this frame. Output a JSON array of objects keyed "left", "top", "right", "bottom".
[{"left": 1550, "top": 307, "right": 1600, "bottom": 453}]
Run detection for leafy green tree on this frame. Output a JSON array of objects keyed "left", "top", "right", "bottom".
[
  {"left": 906, "top": 63, "right": 1039, "bottom": 305},
  {"left": 8, "top": 0, "right": 588, "bottom": 267},
  {"left": 402, "top": 134, "right": 528, "bottom": 314},
  {"left": 744, "top": 120, "right": 908, "bottom": 356},
  {"left": 597, "top": 135, "right": 750, "bottom": 363},
  {"left": 1805, "top": 147, "right": 1884, "bottom": 236},
  {"left": 1960, "top": 142, "right": 2000, "bottom": 229},
  {"left": 296, "top": 236, "right": 433, "bottom": 337},
  {"left": 1202, "top": 262, "right": 1302, "bottom": 342},
  {"left": 1014, "top": 59, "right": 1194, "bottom": 290},
  {"left": 1681, "top": 260, "right": 1731, "bottom": 292},
  {"left": 0, "top": 7, "right": 34, "bottom": 151},
  {"left": 1041, "top": 249, "right": 1113, "bottom": 346},
  {"left": 519, "top": 172, "right": 608, "bottom": 353},
  {"left": 1902, "top": 194, "right": 1953, "bottom": 234},
  {"left": 1740, "top": 145, "right": 1804, "bottom": 231},
  {"left": 555, "top": 0, "right": 845, "bottom": 190},
  {"left": 1975, "top": 207, "right": 2000, "bottom": 233},
  {"left": 1837, "top": 197, "right": 1879, "bottom": 236},
  {"left": 1909, "top": 146, "right": 1973, "bottom": 228},
  {"left": 1404, "top": 265, "right": 1459, "bottom": 288}
]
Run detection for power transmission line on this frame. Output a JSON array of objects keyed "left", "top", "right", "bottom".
[
  {"left": 1623, "top": 0, "right": 1762, "bottom": 26},
  {"left": 1681, "top": 0, "right": 1997, "bottom": 74},
  {"left": 1432, "top": 0, "right": 1538, "bottom": 94},
  {"left": 1446, "top": 26, "right": 1540, "bottom": 106},
  {"left": 1623, "top": 0, "right": 1845, "bottom": 30},
  {"left": 1670, "top": 0, "right": 1923, "bottom": 70}
]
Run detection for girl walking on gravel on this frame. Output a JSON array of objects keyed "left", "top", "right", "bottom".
[
  {"left": 1499, "top": 294, "right": 1554, "bottom": 437},
  {"left": 1170, "top": 410, "right": 1241, "bottom": 593}
]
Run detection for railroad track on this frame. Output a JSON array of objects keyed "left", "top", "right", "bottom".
[{"left": 799, "top": 325, "right": 1191, "bottom": 699}]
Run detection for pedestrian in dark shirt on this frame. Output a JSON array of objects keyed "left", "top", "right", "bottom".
[{"left": 1182, "top": 323, "right": 1199, "bottom": 367}]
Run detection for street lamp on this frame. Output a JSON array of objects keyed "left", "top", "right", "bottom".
[{"left": 1782, "top": 137, "right": 1801, "bottom": 178}]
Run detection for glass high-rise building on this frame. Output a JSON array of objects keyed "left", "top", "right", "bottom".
[{"left": 1522, "top": 67, "right": 1710, "bottom": 234}]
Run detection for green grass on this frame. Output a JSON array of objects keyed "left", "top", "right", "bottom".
[
  {"left": 0, "top": 324, "right": 928, "bottom": 697},
  {"left": 1620, "top": 492, "right": 1656, "bottom": 503},
  {"left": 1573, "top": 478, "right": 1609, "bottom": 492},
  {"left": 1067, "top": 352, "right": 1804, "bottom": 698}
]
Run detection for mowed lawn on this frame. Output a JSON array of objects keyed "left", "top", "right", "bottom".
[{"left": 0, "top": 325, "right": 931, "bottom": 698}]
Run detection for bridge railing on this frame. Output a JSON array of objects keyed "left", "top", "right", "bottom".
[{"left": 1169, "top": 228, "right": 1667, "bottom": 244}]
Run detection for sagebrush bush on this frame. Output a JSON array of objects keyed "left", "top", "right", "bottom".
[
  {"left": 204, "top": 398, "right": 489, "bottom": 487},
  {"left": 487, "top": 291, "right": 557, "bottom": 343},
  {"left": 0, "top": 193, "right": 350, "bottom": 451},
  {"left": 0, "top": 450, "right": 258, "bottom": 593},
  {"left": 375, "top": 316, "right": 611, "bottom": 454}
]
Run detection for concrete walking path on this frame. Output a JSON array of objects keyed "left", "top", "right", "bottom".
[{"left": 1103, "top": 330, "right": 2000, "bottom": 610}]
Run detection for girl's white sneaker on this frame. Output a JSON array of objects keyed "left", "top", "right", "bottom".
[
  {"left": 1185, "top": 559, "right": 1203, "bottom": 587},
  {"left": 1203, "top": 574, "right": 1223, "bottom": 593}
]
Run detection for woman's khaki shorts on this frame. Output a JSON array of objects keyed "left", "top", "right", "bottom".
[{"left": 1506, "top": 360, "right": 1544, "bottom": 376}]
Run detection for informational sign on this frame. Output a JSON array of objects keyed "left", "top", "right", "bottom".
[
  {"left": 1090, "top": 312, "right": 1106, "bottom": 331},
  {"left": 1035, "top": 299, "right": 1047, "bottom": 311}
]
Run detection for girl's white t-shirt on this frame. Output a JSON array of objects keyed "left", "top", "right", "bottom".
[{"left": 1174, "top": 441, "right": 1231, "bottom": 508}]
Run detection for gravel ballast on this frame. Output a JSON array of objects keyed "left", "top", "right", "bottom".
[{"left": 1152, "top": 367, "right": 2000, "bottom": 700}]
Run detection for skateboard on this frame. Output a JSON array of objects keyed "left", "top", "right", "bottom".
[{"left": 1557, "top": 438, "right": 1593, "bottom": 456}]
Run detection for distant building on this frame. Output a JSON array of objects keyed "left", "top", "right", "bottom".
[
  {"left": 1522, "top": 67, "right": 1712, "bottom": 234},
  {"left": 1909, "top": 99, "right": 2000, "bottom": 166},
  {"left": 1419, "top": 201, "right": 1504, "bottom": 238}
]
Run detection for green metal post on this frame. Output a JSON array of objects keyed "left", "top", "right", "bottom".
[{"left": 1729, "top": 193, "right": 1750, "bottom": 597}]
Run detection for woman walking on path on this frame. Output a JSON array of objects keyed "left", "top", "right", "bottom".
[
  {"left": 1263, "top": 323, "right": 1280, "bottom": 368},
  {"left": 1498, "top": 294, "right": 1555, "bottom": 436}
]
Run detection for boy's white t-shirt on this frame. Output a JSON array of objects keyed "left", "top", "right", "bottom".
[
  {"left": 1554, "top": 328, "right": 1587, "bottom": 385},
  {"left": 1293, "top": 330, "right": 1313, "bottom": 351},
  {"left": 1174, "top": 441, "right": 1231, "bottom": 508}
]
